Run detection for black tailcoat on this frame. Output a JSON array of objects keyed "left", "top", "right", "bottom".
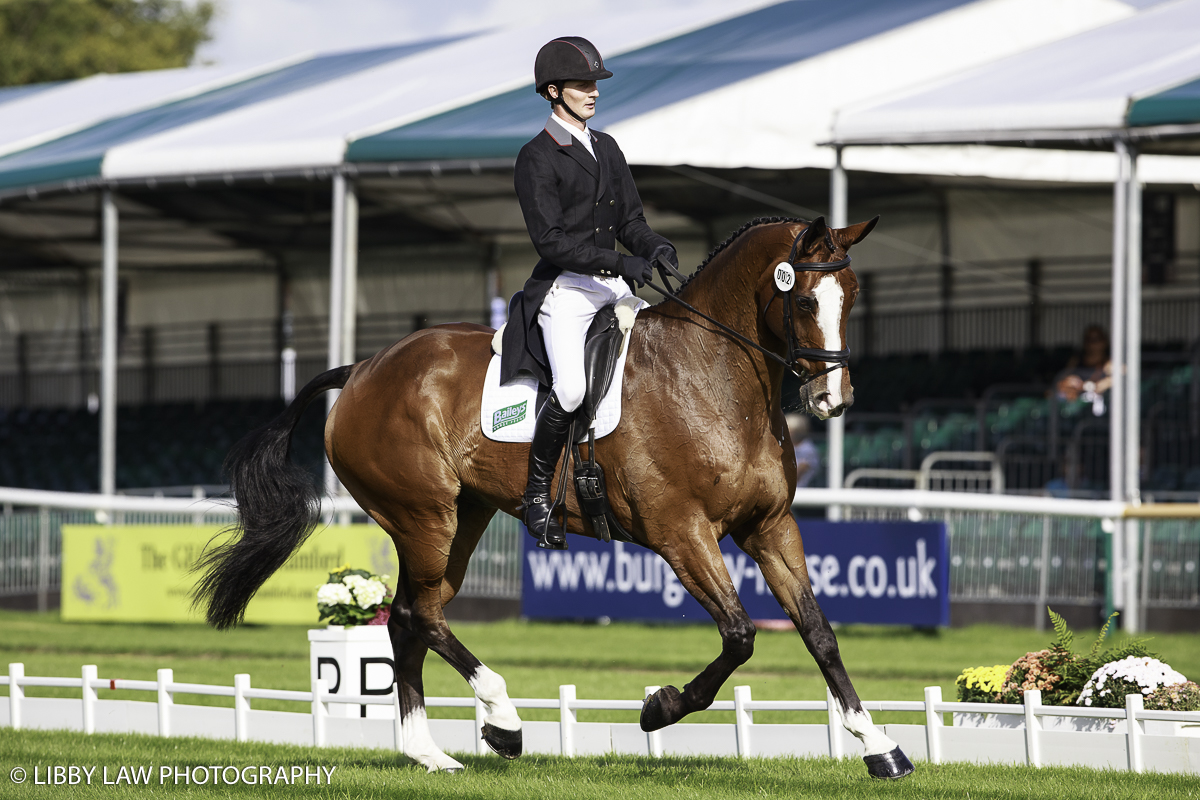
[{"left": 500, "top": 121, "right": 669, "bottom": 387}]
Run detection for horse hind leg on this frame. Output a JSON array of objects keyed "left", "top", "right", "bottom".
[
  {"left": 741, "top": 520, "right": 914, "bottom": 779},
  {"left": 384, "top": 551, "right": 464, "bottom": 773},
  {"left": 383, "top": 500, "right": 522, "bottom": 768},
  {"left": 442, "top": 500, "right": 523, "bottom": 758}
]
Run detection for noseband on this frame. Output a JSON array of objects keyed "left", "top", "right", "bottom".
[{"left": 647, "top": 228, "right": 852, "bottom": 388}]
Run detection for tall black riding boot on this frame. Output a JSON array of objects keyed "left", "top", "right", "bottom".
[{"left": 521, "top": 393, "right": 575, "bottom": 550}]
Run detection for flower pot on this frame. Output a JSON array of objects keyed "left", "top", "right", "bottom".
[
  {"left": 308, "top": 625, "right": 395, "bottom": 719},
  {"left": 952, "top": 711, "right": 1121, "bottom": 733}
]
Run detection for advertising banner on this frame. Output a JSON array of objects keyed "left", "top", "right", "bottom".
[
  {"left": 61, "top": 524, "right": 398, "bottom": 624},
  {"left": 522, "top": 520, "right": 949, "bottom": 627}
]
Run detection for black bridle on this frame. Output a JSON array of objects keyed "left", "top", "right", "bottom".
[{"left": 645, "top": 230, "right": 852, "bottom": 387}]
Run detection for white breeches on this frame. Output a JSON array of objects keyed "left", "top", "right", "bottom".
[{"left": 539, "top": 271, "right": 633, "bottom": 412}]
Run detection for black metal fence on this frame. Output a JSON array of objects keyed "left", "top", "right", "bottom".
[{"left": 0, "top": 309, "right": 489, "bottom": 409}]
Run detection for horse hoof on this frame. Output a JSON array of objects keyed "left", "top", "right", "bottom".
[
  {"left": 639, "top": 685, "right": 683, "bottom": 732},
  {"left": 481, "top": 723, "right": 523, "bottom": 759},
  {"left": 864, "top": 747, "right": 914, "bottom": 779}
]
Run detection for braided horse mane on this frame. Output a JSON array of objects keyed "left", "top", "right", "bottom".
[{"left": 673, "top": 215, "right": 810, "bottom": 295}]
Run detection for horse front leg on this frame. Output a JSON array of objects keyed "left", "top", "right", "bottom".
[
  {"left": 740, "top": 516, "right": 915, "bottom": 779},
  {"left": 640, "top": 532, "right": 756, "bottom": 732}
]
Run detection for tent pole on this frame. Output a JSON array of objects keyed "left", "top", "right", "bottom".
[
  {"left": 324, "top": 173, "right": 348, "bottom": 503},
  {"left": 100, "top": 191, "right": 119, "bottom": 499},
  {"left": 1124, "top": 148, "right": 1141, "bottom": 507},
  {"left": 1124, "top": 147, "right": 1142, "bottom": 634},
  {"left": 1108, "top": 140, "right": 1128, "bottom": 617},
  {"left": 827, "top": 147, "right": 847, "bottom": 520},
  {"left": 341, "top": 179, "right": 358, "bottom": 367}
]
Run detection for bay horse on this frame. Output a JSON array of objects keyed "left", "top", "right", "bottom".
[{"left": 193, "top": 215, "right": 915, "bottom": 779}]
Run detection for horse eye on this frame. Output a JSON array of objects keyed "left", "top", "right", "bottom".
[{"left": 795, "top": 295, "right": 816, "bottom": 311}]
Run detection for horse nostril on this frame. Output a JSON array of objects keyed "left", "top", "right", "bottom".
[{"left": 813, "top": 392, "right": 831, "bottom": 408}]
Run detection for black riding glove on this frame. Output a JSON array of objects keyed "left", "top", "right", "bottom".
[
  {"left": 618, "top": 254, "right": 654, "bottom": 288},
  {"left": 652, "top": 244, "right": 679, "bottom": 272}
]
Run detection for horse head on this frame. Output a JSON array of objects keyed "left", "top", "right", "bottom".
[{"left": 759, "top": 215, "right": 878, "bottom": 420}]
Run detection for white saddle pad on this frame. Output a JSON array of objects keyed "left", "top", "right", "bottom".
[{"left": 480, "top": 301, "right": 644, "bottom": 443}]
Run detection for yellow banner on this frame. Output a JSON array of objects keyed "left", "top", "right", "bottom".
[{"left": 61, "top": 525, "right": 398, "bottom": 624}]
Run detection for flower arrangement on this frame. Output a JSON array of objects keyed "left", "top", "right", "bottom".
[
  {"left": 316, "top": 566, "right": 393, "bottom": 627},
  {"left": 1146, "top": 681, "right": 1200, "bottom": 712},
  {"left": 956, "top": 664, "right": 1009, "bottom": 703},
  {"left": 953, "top": 610, "right": 1194, "bottom": 713},
  {"left": 1078, "top": 656, "right": 1187, "bottom": 708}
]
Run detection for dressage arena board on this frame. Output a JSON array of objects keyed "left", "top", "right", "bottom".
[{"left": 3, "top": 665, "right": 1198, "bottom": 773}]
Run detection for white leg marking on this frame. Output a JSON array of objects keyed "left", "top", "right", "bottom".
[
  {"left": 470, "top": 665, "right": 522, "bottom": 731},
  {"left": 837, "top": 700, "right": 897, "bottom": 757},
  {"left": 813, "top": 274, "right": 845, "bottom": 413},
  {"left": 401, "top": 707, "right": 464, "bottom": 773}
]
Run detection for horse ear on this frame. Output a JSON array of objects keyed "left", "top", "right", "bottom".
[
  {"left": 835, "top": 216, "right": 880, "bottom": 249},
  {"left": 798, "top": 216, "right": 828, "bottom": 254}
]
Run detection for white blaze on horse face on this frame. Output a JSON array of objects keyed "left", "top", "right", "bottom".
[
  {"left": 835, "top": 698, "right": 898, "bottom": 757},
  {"left": 813, "top": 274, "right": 845, "bottom": 413},
  {"left": 401, "top": 707, "right": 465, "bottom": 773},
  {"left": 469, "top": 665, "right": 522, "bottom": 732}
]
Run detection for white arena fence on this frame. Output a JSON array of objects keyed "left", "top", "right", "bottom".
[
  {"left": 2, "top": 663, "right": 1198, "bottom": 773},
  {"left": 1, "top": 486, "right": 1198, "bottom": 627}
]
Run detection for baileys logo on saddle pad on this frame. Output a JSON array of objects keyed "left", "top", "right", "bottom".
[
  {"left": 479, "top": 299, "right": 646, "bottom": 444},
  {"left": 493, "top": 401, "right": 527, "bottom": 432}
]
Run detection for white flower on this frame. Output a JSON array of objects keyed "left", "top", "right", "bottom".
[
  {"left": 1078, "top": 657, "right": 1187, "bottom": 706},
  {"left": 317, "top": 582, "right": 354, "bottom": 606},
  {"left": 342, "top": 574, "right": 387, "bottom": 609}
]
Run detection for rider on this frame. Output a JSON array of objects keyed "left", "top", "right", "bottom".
[{"left": 504, "top": 36, "right": 678, "bottom": 550}]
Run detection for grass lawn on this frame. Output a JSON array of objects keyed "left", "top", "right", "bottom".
[
  {"left": 2, "top": 609, "right": 1198, "bottom": 728},
  {"left": 2, "top": 728, "right": 1198, "bottom": 799}
]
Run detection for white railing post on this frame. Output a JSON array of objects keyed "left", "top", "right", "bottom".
[
  {"left": 233, "top": 674, "right": 250, "bottom": 743},
  {"left": 311, "top": 678, "right": 328, "bottom": 747},
  {"left": 157, "top": 668, "right": 173, "bottom": 737},
  {"left": 392, "top": 690, "right": 404, "bottom": 754},
  {"left": 191, "top": 485, "right": 206, "bottom": 527},
  {"left": 559, "top": 684, "right": 577, "bottom": 757},
  {"left": 826, "top": 687, "right": 845, "bottom": 759},
  {"left": 924, "top": 686, "right": 943, "bottom": 764},
  {"left": 1023, "top": 689, "right": 1042, "bottom": 767},
  {"left": 9, "top": 663, "right": 24, "bottom": 729},
  {"left": 734, "top": 685, "right": 753, "bottom": 758},
  {"left": 645, "top": 686, "right": 663, "bottom": 757},
  {"left": 1126, "top": 693, "right": 1144, "bottom": 773},
  {"left": 475, "top": 695, "right": 487, "bottom": 755},
  {"left": 82, "top": 665, "right": 98, "bottom": 734}
]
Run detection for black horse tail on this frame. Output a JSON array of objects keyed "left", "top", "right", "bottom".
[{"left": 192, "top": 365, "right": 352, "bottom": 629}]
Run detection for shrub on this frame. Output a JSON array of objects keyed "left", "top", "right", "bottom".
[{"left": 997, "top": 609, "right": 1155, "bottom": 706}]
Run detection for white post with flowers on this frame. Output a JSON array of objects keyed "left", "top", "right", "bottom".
[
  {"left": 311, "top": 567, "right": 396, "bottom": 718},
  {"left": 308, "top": 625, "right": 395, "bottom": 719}
]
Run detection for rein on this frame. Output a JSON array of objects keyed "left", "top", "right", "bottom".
[{"left": 646, "top": 235, "right": 852, "bottom": 387}]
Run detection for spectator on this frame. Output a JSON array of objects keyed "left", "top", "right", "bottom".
[
  {"left": 785, "top": 412, "right": 821, "bottom": 488},
  {"left": 1055, "top": 324, "right": 1111, "bottom": 417}
]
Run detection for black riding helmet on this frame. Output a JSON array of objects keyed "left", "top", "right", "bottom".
[{"left": 534, "top": 37, "right": 612, "bottom": 123}]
